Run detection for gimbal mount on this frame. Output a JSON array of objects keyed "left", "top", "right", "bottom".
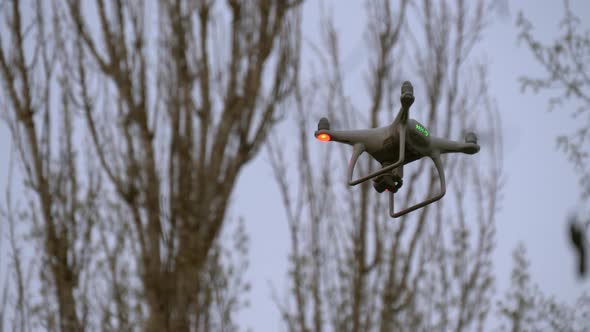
[{"left": 314, "top": 81, "right": 480, "bottom": 218}]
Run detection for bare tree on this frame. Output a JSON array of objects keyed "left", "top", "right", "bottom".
[
  {"left": 0, "top": 0, "right": 99, "bottom": 329},
  {"left": 1, "top": 0, "right": 303, "bottom": 331},
  {"left": 269, "top": 0, "right": 502, "bottom": 331},
  {"left": 0, "top": 147, "right": 34, "bottom": 332},
  {"left": 495, "top": 243, "right": 536, "bottom": 332}
]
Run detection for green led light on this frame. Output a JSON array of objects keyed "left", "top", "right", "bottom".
[{"left": 415, "top": 124, "right": 429, "bottom": 137}]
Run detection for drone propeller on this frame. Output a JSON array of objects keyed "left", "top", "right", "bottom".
[
  {"left": 461, "top": 119, "right": 518, "bottom": 155},
  {"left": 462, "top": 128, "right": 493, "bottom": 147}
]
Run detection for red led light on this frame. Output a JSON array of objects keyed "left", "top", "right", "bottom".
[{"left": 316, "top": 133, "right": 331, "bottom": 142}]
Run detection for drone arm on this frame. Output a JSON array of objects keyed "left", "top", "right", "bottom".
[
  {"left": 430, "top": 136, "right": 479, "bottom": 155},
  {"left": 389, "top": 154, "right": 446, "bottom": 218},
  {"left": 316, "top": 129, "right": 378, "bottom": 146},
  {"left": 347, "top": 125, "right": 407, "bottom": 186}
]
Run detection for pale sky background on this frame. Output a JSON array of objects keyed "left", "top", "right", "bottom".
[{"left": 1, "top": 1, "right": 589, "bottom": 331}]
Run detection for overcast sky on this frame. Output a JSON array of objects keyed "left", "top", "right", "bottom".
[{"left": 1, "top": 1, "right": 589, "bottom": 331}]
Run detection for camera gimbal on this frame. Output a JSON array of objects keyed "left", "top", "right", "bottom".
[{"left": 314, "top": 81, "right": 480, "bottom": 218}]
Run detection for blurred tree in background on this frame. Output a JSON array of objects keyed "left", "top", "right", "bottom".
[
  {"left": 269, "top": 0, "right": 504, "bottom": 330},
  {"left": 0, "top": 0, "right": 302, "bottom": 330},
  {"left": 496, "top": 243, "right": 590, "bottom": 331},
  {"left": 518, "top": 0, "right": 590, "bottom": 200},
  {"left": 504, "top": 5, "right": 590, "bottom": 332},
  {"left": 517, "top": 0, "right": 590, "bottom": 280}
]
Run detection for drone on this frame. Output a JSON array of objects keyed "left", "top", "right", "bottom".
[{"left": 314, "top": 81, "right": 480, "bottom": 218}]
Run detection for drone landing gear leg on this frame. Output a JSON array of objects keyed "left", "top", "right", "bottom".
[{"left": 389, "top": 155, "right": 446, "bottom": 218}]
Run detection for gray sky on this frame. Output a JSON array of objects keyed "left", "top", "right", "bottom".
[
  {"left": 233, "top": 1, "right": 590, "bottom": 330},
  {"left": 1, "top": 1, "right": 589, "bottom": 331}
]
